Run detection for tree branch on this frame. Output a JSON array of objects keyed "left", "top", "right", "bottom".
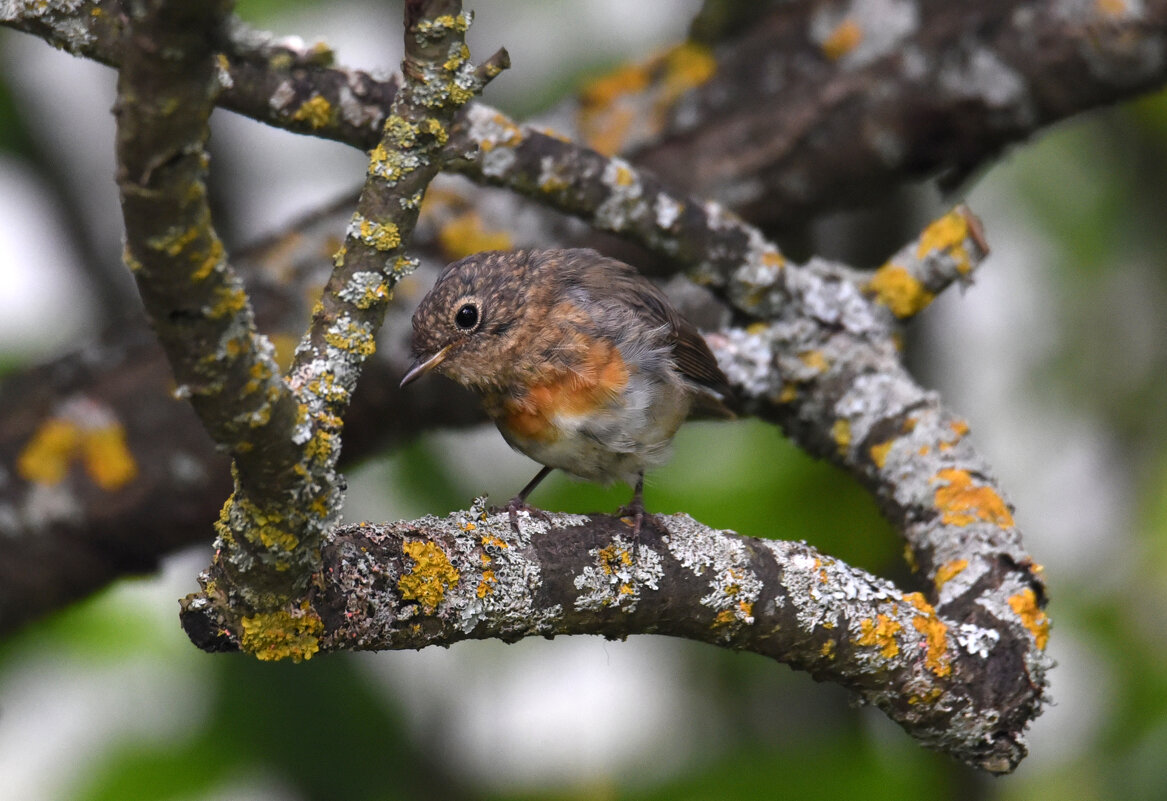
[
  {"left": 7, "top": 0, "right": 1166, "bottom": 224},
  {"left": 182, "top": 499, "right": 1042, "bottom": 774}
]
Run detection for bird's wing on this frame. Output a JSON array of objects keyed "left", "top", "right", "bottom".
[{"left": 565, "top": 251, "right": 737, "bottom": 418}]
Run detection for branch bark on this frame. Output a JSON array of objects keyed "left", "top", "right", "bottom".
[{"left": 182, "top": 501, "right": 1042, "bottom": 774}]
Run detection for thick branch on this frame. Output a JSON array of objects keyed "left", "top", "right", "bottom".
[
  {"left": 182, "top": 502, "right": 1042, "bottom": 774},
  {"left": 7, "top": 0, "right": 1167, "bottom": 224}
]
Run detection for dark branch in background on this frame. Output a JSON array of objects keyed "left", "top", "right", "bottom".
[{"left": 8, "top": 0, "right": 1165, "bottom": 224}]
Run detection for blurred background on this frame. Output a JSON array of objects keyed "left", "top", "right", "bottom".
[{"left": 3, "top": 1, "right": 1167, "bottom": 799}]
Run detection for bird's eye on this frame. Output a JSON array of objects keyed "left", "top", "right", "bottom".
[{"left": 454, "top": 302, "right": 480, "bottom": 331}]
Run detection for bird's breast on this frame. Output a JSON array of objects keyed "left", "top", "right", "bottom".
[{"left": 493, "top": 338, "right": 631, "bottom": 443}]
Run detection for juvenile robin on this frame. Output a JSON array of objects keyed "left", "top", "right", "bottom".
[{"left": 400, "top": 248, "right": 734, "bottom": 531}]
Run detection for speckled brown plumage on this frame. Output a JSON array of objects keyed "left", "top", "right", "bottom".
[{"left": 402, "top": 248, "right": 733, "bottom": 526}]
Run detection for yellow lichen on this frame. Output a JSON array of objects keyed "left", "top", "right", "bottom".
[
  {"left": 292, "top": 94, "right": 333, "bottom": 129},
  {"left": 598, "top": 541, "right": 633, "bottom": 574},
  {"left": 822, "top": 18, "right": 863, "bottom": 61},
  {"left": 1096, "top": 0, "right": 1128, "bottom": 15},
  {"left": 916, "top": 210, "right": 971, "bottom": 273},
  {"left": 17, "top": 418, "right": 80, "bottom": 485},
  {"left": 418, "top": 117, "right": 449, "bottom": 146},
  {"left": 324, "top": 322, "right": 376, "bottom": 357},
  {"left": 857, "top": 613, "right": 902, "bottom": 658},
  {"left": 613, "top": 165, "right": 636, "bottom": 186},
  {"left": 357, "top": 218, "right": 401, "bottom": 252},
  {"left": 149, "top": 224, "right": 200, "bottom": 258},
  {"left": 903, "top": 543, "right": 918, "bottom": 573},
  {"left": 398, "top": 540, "right": 460, "bottom": 613},
  {"left": 820, "top": 639, "right": 836, "bottom": 659},
  {"left": 832, "top": 419, "right": 851, "bottom": 454},
  {"left": 933, "top": 468, "right": 1015, "bottom": 528},
  {"left": 798, "top": 350, "right": 829, "bottom": 372},
  {"left": 869, "top": 439, "right": 894, "bottom": 469},
  {"left": 18, "top": 417, "right": 138, "bottom": 491},
  {"left": 80, "top": 424, "right": 139, "bottom": 491},
  {"left": 1009, "top": 588, "right": 1050, "bottom": 650},
  {"left": 866, "top": 263, "right": 935, "bottom": 318},
  {"left": 192, "top": 238, "right": 224, "bottom": 282},
  {"left": 437, "top": 211, "right": 513, "bottom": 260},
  {"left": 207, "top": 284, "right": 247, "bottom": 320},
  {"left": 240, "top": 602, "right": 322, "bottom": 662},
  {"left": 256, "top": 521, "right": 299, "bottom": 553},
  {"left": 934, "top": 559, "right": 969, "bottom": 590}
]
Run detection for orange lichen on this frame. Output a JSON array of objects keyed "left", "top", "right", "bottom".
[
  {"left": 437, "top": 211, "right": 513, "bottom": 260},
  {"left": 866, "top": 263, "right": 935, "bottom": 318},
  {"left": 577, "top": 43, "right": 716, "bottom": 156},
  {"left": 476, "top": 569, "right": 497, "bottom": 598},
  {"left": 1096, "top": 0, "right": 1128, "bottom": 16},
  {"left": 904, "top": 592, "right": 951, "bottom": 677},
  {"left": 398, "top": 540, "right": 460, "bottom": 613},
  {"left": 934, "top": 559, "right": 969, "bottom": 590},
  {"left": 933, "top": 468, "right": 1015, "bottom": 528},
  {"left": 822, "top": 18, "right": 863, "bottom": 61},
  {"left": 1009, "top": 588, "right": 1050, "bottom": 650},
  {"left": 761, "top": 249, "right": 786, "bottom": 269},
  {"left": 869, "top": 439, "right": 895, "bottom": 469},
  {"left": 856, "top": 613, "right": 902, "bottom": 658}
]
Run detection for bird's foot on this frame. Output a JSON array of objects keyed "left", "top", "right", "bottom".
[{"left": 492, "top": 496, "right": 550, "bottom": 532}]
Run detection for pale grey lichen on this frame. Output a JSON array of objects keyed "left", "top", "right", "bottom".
[
  {"left": 573, "top": 534, "right": 663, "bottom": 613},
  {"left": 662, "top": 514, "right": 762, "bottom": 637},
  {"left": 594, "top": 156, "right": 646, "bottom": 233}
]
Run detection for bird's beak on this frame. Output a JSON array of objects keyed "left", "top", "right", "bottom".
[{"left": 400, "top": 344, "right": 452, "bottom": 388}]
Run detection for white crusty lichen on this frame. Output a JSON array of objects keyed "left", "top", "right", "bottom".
[
  {"left": 662, "top": 514, "right": 762, "bottom": 638},
  {"left": 573, "top": 534, "right": 664, "bottom": 614},
  {"left": 444, "top": 501, "right": 565, "bottom": 637},
  {"left": 765, "top": 539, "right": 898, "bottom": 633},
  {"left": 594, "top": 157, "right": 647, "bottom": 233}
]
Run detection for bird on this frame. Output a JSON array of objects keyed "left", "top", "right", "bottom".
[{"left": 400, "top": 248, "right": 734, "bottom": 532}]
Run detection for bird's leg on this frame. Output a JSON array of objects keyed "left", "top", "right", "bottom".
[
  {"left": 503, "top": 465, "right": 554, "bottom": 529},
  {"left": 616, "top": 472, "right": 647, "bottom": 541}
]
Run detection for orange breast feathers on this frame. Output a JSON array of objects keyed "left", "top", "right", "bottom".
[{"left": 502, "top": 339, "right": 631, "bottom": 442}]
